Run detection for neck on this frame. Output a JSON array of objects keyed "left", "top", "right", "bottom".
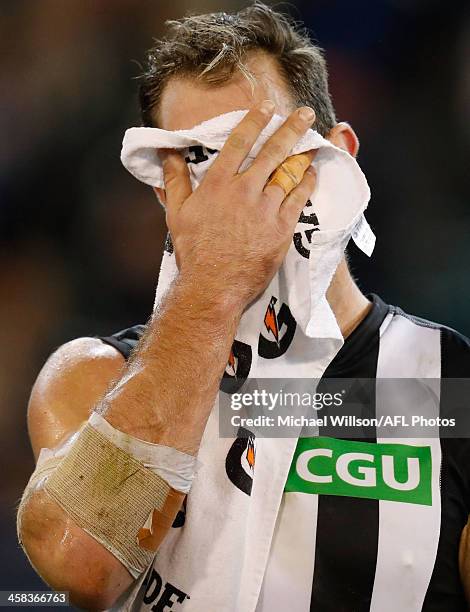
[{"left": 326, "top": 258, "right": 372, "bottom": 339}]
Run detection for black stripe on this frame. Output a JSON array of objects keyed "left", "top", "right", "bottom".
[
  {"left": 422, "top": 327, "right": 470, "bottom": 611},
  {"left": 98, "top": 324, "right": 146, "bottom": 360},
  {"left": 310, "top": 326, "right": 381, "bottom": 612}
]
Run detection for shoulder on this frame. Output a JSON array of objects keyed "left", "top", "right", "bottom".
[
  {"left": 33, "top": 322, "right": 147, "bottom": 398},
  {"left": 33, "top": 336, "right": 126, "bottom": 399},
  {"left": 28, "top": 336, "right": 126, "bottom": 457}
]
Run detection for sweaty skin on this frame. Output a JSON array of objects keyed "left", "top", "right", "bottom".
[{"left": 18, "top": 51, "right": 377, "bottom": 609}]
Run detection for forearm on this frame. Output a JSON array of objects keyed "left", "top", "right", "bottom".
[
  {"left": 102, "top": 270, "right": 242, "bottom": 453},
  {"left": 18, "top": 270, "right": 241, "bottom": 607}
]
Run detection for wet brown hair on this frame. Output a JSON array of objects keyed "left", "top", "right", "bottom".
[{"left": 138, "top": 2, "right": 336, "bottom": 136}]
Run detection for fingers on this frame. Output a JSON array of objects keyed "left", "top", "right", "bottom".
[
  {"left": 210, "top": 101, "right": 275, "bottom": 176},
  {"left": 279, "top": 164, "right": 317, "bottom": 227},
  {"left": 264, "top": 150, "right": 316, "bottom": 207},
  {"left": 160, "top": 149, "right": 192, "bottom": 214},
  {"left": 246, "top": 107, "right": 316, "bottom": 189}
]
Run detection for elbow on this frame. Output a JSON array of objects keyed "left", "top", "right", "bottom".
[
  {"left": 56, "top": 572, "right": 126, "bottom": 611},
  {"left": 66, "top": 586, "right": 123, "bottom": 611},
  {"left": 17, "top": 489, "right": 134, "bottom": 610}
]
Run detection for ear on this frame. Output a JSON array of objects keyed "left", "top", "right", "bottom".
[
  {"left": 327, "top": 122, "right": 360, "bottom": 157},
  {"left": 153, "top": 187, "right": 166, "bottom": 206}
]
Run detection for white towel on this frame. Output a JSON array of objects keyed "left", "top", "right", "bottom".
[
  {"left": 121, "top": 111, "right": 375, "bottom": 366},
  {"left": 115, "top": 111, "right": 376, "bottom": 611}
]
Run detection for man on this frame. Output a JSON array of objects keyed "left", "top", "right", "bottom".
[{"left": 17, "top": 3, "right": 470, "bottom": 611}]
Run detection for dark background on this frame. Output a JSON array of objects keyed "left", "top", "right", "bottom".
[{"left": 1, "top": 0, "right": 469, "bottom": 596}]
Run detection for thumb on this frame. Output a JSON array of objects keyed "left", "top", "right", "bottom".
[{"left": 160, "top": 149, "right": 192, "bottom": 213}]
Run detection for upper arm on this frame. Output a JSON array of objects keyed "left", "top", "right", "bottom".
[
  {"left": 28, "top": 337, "right": 125, "bottom": 459},
  {"left": 21, "top": 337, "right": 134, "bottom": 609}
]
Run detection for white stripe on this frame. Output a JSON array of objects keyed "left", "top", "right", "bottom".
[
  {"left": 370, "top": 314, "right": 442, "bottom": 612},
  {"left": 256, "top": 493, "right": 318, "bottom": 612},
  {"left": 379, "top": 311, "right": 394, "bottom": 337}
]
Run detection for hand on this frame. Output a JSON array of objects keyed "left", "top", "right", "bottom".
[{"left": 160, "top": 101, "right": 317, "bottom": 309}]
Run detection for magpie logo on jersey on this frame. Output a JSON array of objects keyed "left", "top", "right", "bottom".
[
  {"left": 285, "top": 437, "right": 433, "bottom": 505},
  {"left": 220, "top": 340, "right": 252, "bottom": 394},
  {"left": 258, "top": 296, "right": 297, "bottom": 359},
  {"left": 225, "top": 426, "right": 256, "bottom": 496},
  {"left": 142, "top": 568, "right": 190, "bottom": 610},
  {"left": 293, "top": 199, "right": 320, "bottom": 259}
]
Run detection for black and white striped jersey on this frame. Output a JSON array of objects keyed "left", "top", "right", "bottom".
[
  {"left": 100, "top": 294, "right": 470, "bottom": 612},
  {"left": 258, "top": 294, "right": 470, "bottom": 612}
]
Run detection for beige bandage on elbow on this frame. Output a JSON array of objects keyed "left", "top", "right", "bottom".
[{"left": 22, "top": 418, "right": 189, "bottom": 579}]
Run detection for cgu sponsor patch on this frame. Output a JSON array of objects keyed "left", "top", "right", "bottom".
[{"left": 285, "top": 437, "right": 432, "bottom": 506}]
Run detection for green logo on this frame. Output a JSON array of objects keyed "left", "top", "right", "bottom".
[{"left": 285, "top": 437, "right": 432, "bottom": 506}]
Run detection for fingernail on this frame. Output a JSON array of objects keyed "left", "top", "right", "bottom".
[
  {"left": 299, "top": 107, "right": 315, "bottom": 122},
  {"left": 260, "top": 100, "right": 275, "bottom": 116}
]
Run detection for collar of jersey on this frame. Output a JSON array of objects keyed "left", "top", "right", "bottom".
[{"left": 323, "top": 293, "right": 390, "bottom": 377}]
